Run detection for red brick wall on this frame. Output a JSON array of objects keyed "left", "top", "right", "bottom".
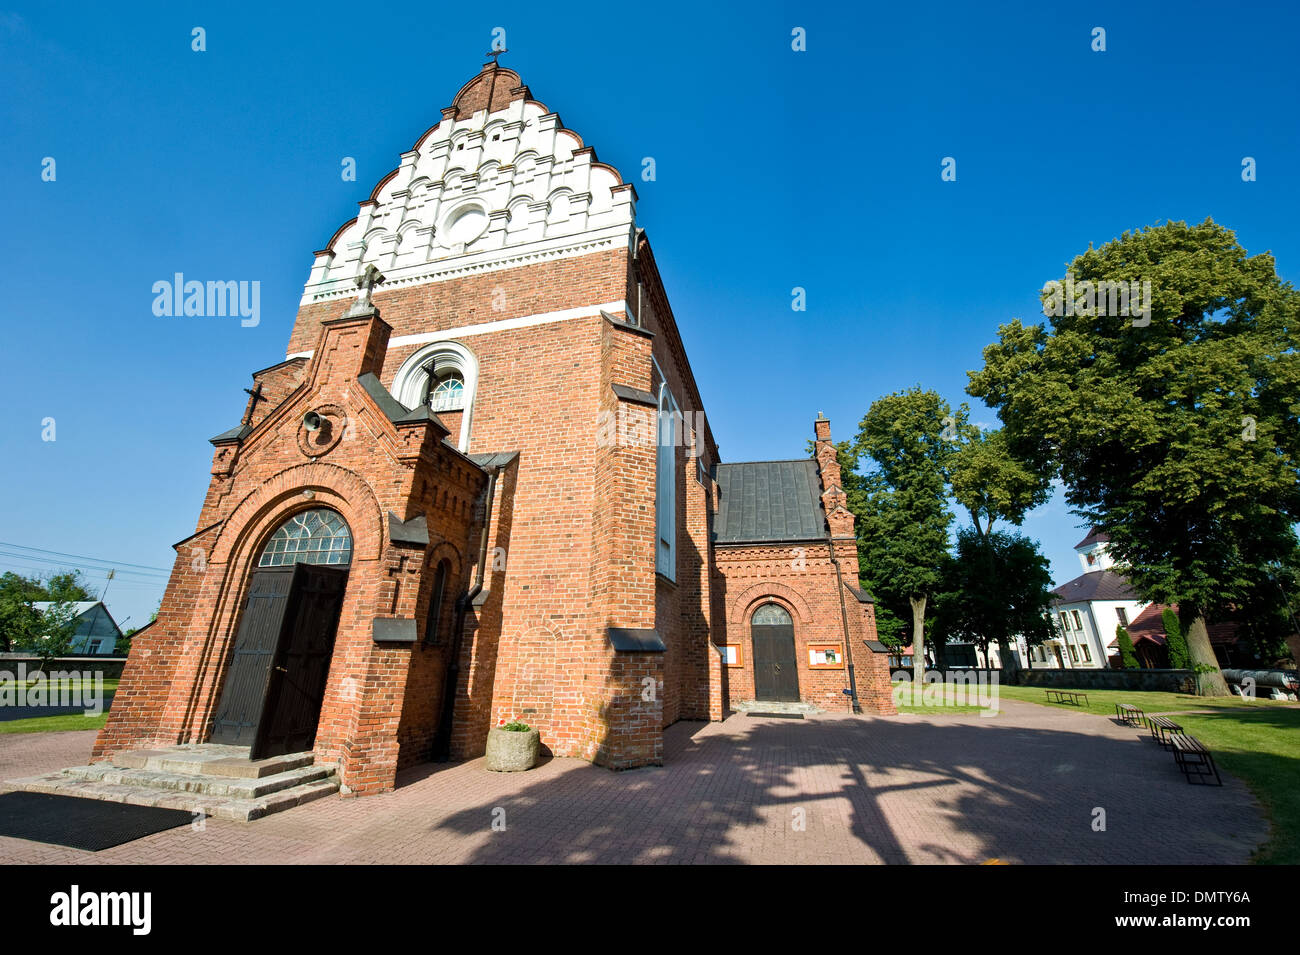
[
  {"left": 99, "top": 190, "right": 895, "bottom": 794},
  {"left": 94, "top": 309, "right": 487, "bottom": 793}
]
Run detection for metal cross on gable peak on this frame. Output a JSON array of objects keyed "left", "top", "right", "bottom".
[{"left": 485, "top": 46, "right": 507, "bottom": 65}]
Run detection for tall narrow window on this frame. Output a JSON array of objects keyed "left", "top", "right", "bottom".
[
  {"left": 656, "top": 382, "right": 678, "bottom": 579},
  {"left": 424, "top": 559, "right": 449, "bottom": 645}
]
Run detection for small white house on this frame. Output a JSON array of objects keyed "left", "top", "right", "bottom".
[
  {"left": 31, "top": 601, "right": 124, "bottom": 655},
  {"left": 1035, "top": 530, "right": 1148, "bottom": 669}
]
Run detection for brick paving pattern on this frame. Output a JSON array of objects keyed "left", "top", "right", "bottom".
[{"left": 0, "top": 700, "right": 1266, "bottom": 864}]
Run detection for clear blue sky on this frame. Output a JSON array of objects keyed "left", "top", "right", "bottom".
[{"left": 2, "top": 1, "right": 1298, "bottom": 631}]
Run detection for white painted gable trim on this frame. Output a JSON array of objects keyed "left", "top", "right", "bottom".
[{"left": 285, "top": 299, "right": 630, "bottom": 361}]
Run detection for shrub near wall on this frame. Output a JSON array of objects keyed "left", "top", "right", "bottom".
[
  {"left": 900, "top": 668, "right": 1197, "bottom": 693},
  {"left": 1010, "top": 668, "right": 1196, "bottom": 693}
]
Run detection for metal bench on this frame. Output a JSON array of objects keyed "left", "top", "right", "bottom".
[
  {"left": 1147, "top": 715, "right": 1182, "bottom": 748},
  {"left": 1169, "top": 733, "right": 1222, "bottom": 785},
  {"left": 1045, "top": 689, "right": 1089, "bottom": 706},
  {"left": 1115, "top": 702, "right": 1145, "bottom": 725}
]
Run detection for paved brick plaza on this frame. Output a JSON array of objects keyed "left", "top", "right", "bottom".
[{"left": 0, "top": 700, "right": 1265, "bottom": 864}]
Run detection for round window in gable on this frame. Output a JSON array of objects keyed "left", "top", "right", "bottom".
[{"left": 444, "top": 205, "right": 488, "bottom": 246}]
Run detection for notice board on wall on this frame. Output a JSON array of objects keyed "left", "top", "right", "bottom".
[{"left": 807, "top": 644, "right": 844, "bottom": 669}]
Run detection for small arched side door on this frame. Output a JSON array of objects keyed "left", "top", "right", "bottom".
[{"left": 751, "top": 603, "right": 799, "bottom": 702}]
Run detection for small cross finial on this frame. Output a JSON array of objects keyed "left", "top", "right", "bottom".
[
  {"left": 347, "top": 264, "right": 385, "bottom": 315},
  {"left": 485, "top": 46, "right": 507, "bottom": 66}
]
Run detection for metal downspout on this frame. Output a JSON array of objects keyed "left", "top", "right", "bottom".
[{"left": 828, "top": 531, "right": 862, "bottom": 714}]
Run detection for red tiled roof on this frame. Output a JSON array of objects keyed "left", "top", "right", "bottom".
[
  {"left": 1109, "top": 603, "right": 1242, "bottom": 648},
  {"left": 1114, "top": 603, "right": 1168, "bottom": 647}
]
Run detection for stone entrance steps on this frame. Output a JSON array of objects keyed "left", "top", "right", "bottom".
[
  {"left": 731, "top": 700, "right": 824, "bottom": 716},
  {"left": 6, "top": 744, "right": 339, "bottom": 822}
]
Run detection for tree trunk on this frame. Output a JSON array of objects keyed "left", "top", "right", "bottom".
[
  {"left": 997, "top": 637, "right": 1018, "bottom": 674},
  {"left": 910, "top": 595, "right": 927, "bottom": 685},
  {"left": 1184, "top": 614, "right": 1230, "bottom": 696}
]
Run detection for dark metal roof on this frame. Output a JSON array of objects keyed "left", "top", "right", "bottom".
[
  {"left": 607, "top": 627, "right": 666, "bottom": 652},
  {"left": 387, "top": 511, "right": 429, "bottom": 547},
  {"left": 611, "top": 383, "right": 656, "bottom": 406},
  {"left": 468, "top": 451, "right": 519, "bottom": 469},
  {"left": 357, "top": 372, "right": 449, "bottom": 434},
  {"left": 372, "top": 618, "right": 418, "bottom": 643},
  {"left": 1050, "top": 570, "right": 1138, "bottom": 602},
  {"left": 713, "top": 459, "right": 826, "bottom": 544},
  {"left": 209, "top": 423, "right": 251, "bottom": 445},
  {"left": 845, "top": 583, "right": 876, "bottom": 604},
  {"left": 1074, "top": 527, "right": 1110, "bottom": 549},
  {"left": 864, "top": 640, "right": 911, "bottom": 654}
]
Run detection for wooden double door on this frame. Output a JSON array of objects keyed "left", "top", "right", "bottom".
[
  {"left": 752, "top": 623, "right": 800, "bottom": 702},
  {"left": 210, "top": 564, "right": 348, "bottom": 759}
]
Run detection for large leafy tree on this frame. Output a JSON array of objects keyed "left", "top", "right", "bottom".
[
  {"left": 932, "top": 527, "right": 1056, "bottom": 670},
  {"left": 825, "top": 442, "right": 910, "bottom": 644},
  {"left": 0, "top": 572, "right": 46, "bottom": 651},
  {"left": 946, "top": 425, "right": 1055, "bottom": 671},
  {"left": 16, "top": 601, "right": 78, "bottom": 676},
  {"left": 0, "top": 571, "right": 94, "bottom": 655},
  {"left": 853, "top": 388, "right": 958, "bottom": 683},
  {"left": 1232, "top": 555, "right": 1300, "bottom": 665},
  {"left": 948, "top": 427, "right": 1053, "bottom": 538},
  {"left": 969, "top": 219, "right": 1300, "bottom": 695}
]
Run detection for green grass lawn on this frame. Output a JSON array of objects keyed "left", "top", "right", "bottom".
[
  {"left": 0, "top": 712, "right": 110, "bottom": 734},
  {"left": 2, "top": 677, "right": 118, "bottom": 694},
  {"left": 992, "top": 683, "right": 1291, "bottom": 718},
  {"left": 0, "top": 676, "right": 117, "bottom": 735},
  {"left": 991, "top": 682, "right": 1300, "bottom": 864}
]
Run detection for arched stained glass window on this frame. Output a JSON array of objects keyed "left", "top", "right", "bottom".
[
  {"left": 258, "top": 508, "right": 353, "bottom": 567},
  {"left": 428, "top": 371, "right": 465, "bottom": 412},
  {"left": 752, "top": 603, "right": 792, "bottom": 626}
]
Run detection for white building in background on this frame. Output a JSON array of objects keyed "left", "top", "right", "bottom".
[
  {"left": 1030, "top": 529, "right": 1148, "bottom": 669},
  {"left": 31, "top": 601, "right": 124, "bottom": 655}
]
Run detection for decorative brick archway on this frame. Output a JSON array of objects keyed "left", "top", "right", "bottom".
[{"left": 163, "top": 463, "right": 387, "bottom": 757}]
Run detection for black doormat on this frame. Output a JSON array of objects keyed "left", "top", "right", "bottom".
[
  {"left": 746, "top": 712, "right": 804, "bottom": 719},
  {"left": 0, "top": 792, "right": 198, "bottom": 852}
]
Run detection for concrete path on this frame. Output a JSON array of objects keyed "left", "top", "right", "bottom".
[{"left": 0, "top": 700, "right": 1266, "bottom": 864}]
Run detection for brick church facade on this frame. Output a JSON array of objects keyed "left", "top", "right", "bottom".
[{"left": 94, "top": 61, "right": 895, "bottom": 795}]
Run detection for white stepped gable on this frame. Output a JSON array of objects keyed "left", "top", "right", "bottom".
[{"left": 302, "top": 68, "right": 637, "bottom": 306}]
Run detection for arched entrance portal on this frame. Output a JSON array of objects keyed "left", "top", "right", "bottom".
[
  {"left": 751, "top": 602, "right": 799, "bottom": 702},
  {"left": 210, "top": 508, "right": 352, "bottom": 758}
]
